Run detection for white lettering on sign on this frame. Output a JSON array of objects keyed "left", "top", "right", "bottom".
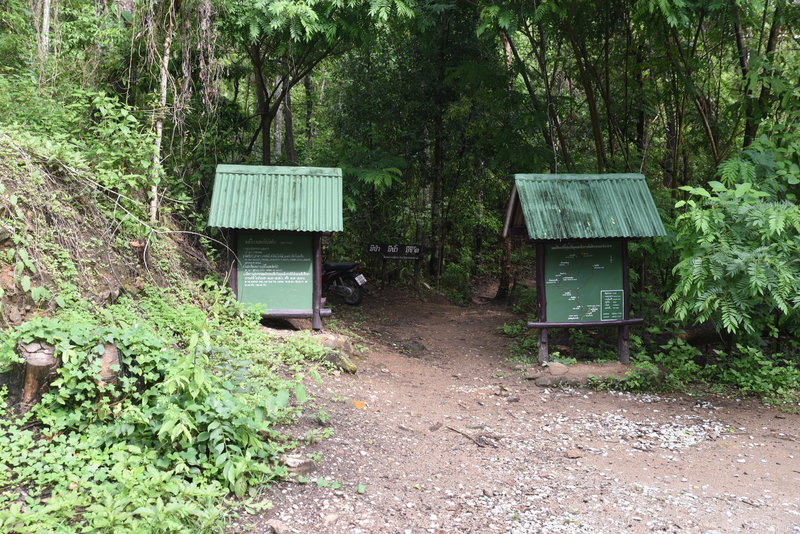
[
  {"left": 369, "top": 244, "right": 381, "bottom": 252},
  {"left": 387, "top": 245, "right": 399, "bottom": 253}
]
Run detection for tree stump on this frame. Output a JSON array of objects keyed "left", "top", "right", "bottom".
[
  {"left": 98, "top": 343, "right": 120, "bottom": 385},
  {"left": 17, "top": 342, "right": 57, "bottom": 410}
]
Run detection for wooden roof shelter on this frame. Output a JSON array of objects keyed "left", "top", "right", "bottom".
[
  {"left": 502, "top": 173, "right": 666, "bottom": 364},
  {"left": 503, "top": 173, "right": 666, "bottom": 240},
  {"left": 208, "top": 165, "right": 343, "bottom": 330}
]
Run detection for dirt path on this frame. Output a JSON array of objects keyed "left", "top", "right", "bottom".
[{"left": 242, "top": 288, "right": 800, "bottom": 534}]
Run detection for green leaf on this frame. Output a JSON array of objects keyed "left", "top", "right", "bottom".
[
  {"left": 20, "top": 275, "right": 31, "bottom": 292},
  {"left": 294, "top": 383, "right": 307, "bottom": 405}
]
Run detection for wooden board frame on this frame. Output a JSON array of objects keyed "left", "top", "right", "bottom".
[
  {"left": 529, "top": 238, "right": 638, "bottom": 364},
  {"left": 228, "top": 229, "right": 329, "bottom": 330}
]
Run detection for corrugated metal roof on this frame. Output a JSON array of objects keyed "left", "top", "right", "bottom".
[
  {"left": 208, "top": 165, "right": 343, "bottom": 232},
  {"left": 514, "top": 174, "right": 666, "bottom": 240}
]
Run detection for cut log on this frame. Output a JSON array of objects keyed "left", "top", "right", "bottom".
[{"left": 19, "top": 342, "right": 57, "bottom": 409}]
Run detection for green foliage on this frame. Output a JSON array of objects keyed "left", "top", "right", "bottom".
[
  {"left": 0, "top": 80, "right": 155, "bottom": 205},
  {"left": 712, "top": 345, "right": 800, "bottom": 403},
  {"left": 666, "top": 164, "right": 800, "bottom": 339},
  {"left": 588, "top": 337, "right": 799, "bottom": 405},
  {"left": 0, "top": 283, "right": 323, "bottom": 531},
  {"left": 440, "top": 261, "right": 471, "bottom": 304},
  {"left": 509, "top": 285, "right": 537, "bottom": 316},
  {"left": 499, "top": 320, "right": 539, "bottom": 362}
]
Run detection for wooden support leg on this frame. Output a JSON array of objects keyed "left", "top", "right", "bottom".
[
  {"left": 312, "top": 235, "right": 323, "bottom": 331},
  {"left": 538, "top": 328, "right": 549, "bottom": 364},
  {"left": 618, "top": 325, "right": 630, "bottom": 364}
]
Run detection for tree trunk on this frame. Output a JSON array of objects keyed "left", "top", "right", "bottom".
[
  {"left": 284, "top": 85, "right": 296, "bottom": 163},
  {"left": 38, "top": 0, "right": 52, "bottom": 65},
  {"left": 743, "top": 0, "right": 784, "bottom": 147},
  {"left": 429, "top": 111, "right": 444, "bottom": 278},
  {"left": 495, "top": 237, "right": 512, "bottom": 300},
  {"left": 563, "top": 18, "right": 606, "bottom": 172},
  {"left": 150, "top": 0, "right": 178, "bottom": 223},
  {"left": 17, "top": 342, "right": 57, "bottom": 411},
  {"left": 304, "top": 75, "right": 315, "bottom": 152},
  {"left": 249, "top": 47, "right": 271, "bottom": 164},
  {"left": 273, "top": 76, "right": 283, "bottom": 159},
  {"left": 501, "top": 30, "right": 557, "bottom": 172}
]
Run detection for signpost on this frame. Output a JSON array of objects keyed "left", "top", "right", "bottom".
[
  {"left": 502, "top": 174, "right": 666, "bottom": 364},
  {"left": 367, "top": 243, "right": 423, "bottom": 260}
]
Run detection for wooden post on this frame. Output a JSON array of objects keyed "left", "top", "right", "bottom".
[
  {"left": 229, "top": 229, "right": 239, "bottom": 298},
  {"left": 535, "top": 242, "right": 549, "bottom": 363},
  {"left": 538, "top": 328, "right": 549, "bottom": 364},
  {"left": 619, "top": 240, "right": 631, "bottom": 364},
  {"left": 312, "top": 234, "right": 322, "bottom": 331},
  {"left": 618, "top": 325, "right": 630, "bottom": 364}
]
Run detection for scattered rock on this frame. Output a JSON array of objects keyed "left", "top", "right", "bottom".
[
  {"left": 286, "top": 318, "right": 313, "bottom": 330},
  {"left": 267, "top": 519, "right": 289, "bottom": 534},
  {"left": 7, "top": 304, "right": 22, "bottom": 325},
  {"left": 565, "top": 449, "right": 583, "bottom": 459},
  {"left": 546, "top": 362, "right": 569, "bottom": 375},
  {"left": 482, "top": 488, "right": 495, "bottom": 497},
  {"left": 283, "top": 455, "right": 316, "bottom": 476},
  {"left": 322, "top": 513, "right": 339, "bottom": 526},
  {"left": 323, "top": 350, "right": 357, "bottom": 373},
  {"left": 318, "top": 332, "right": 354, "bottom": 356},
  {"left": 400, "top": 340, "right": 426, "bottom": 353},
  {"left": 534, "top": 375, "right": 567, "bottom": 387},
  {"left": 261, "top": 326, "right": 295, "bottom": 338},
  {"left": 0, "top": 224, "right": 12, "bottom": 243}
]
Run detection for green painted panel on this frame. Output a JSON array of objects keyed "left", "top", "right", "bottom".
[
  {"left": 514, "top": 174, "right": 666, "bottom": 239},
  {"left": 237, "top": 232, "right": 313, "bottom": 312},
  {"left": 544, "top": 241, "right": 624, "bottom": 322}
]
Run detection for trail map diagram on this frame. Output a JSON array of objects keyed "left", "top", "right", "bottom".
[{"left": 544, "top": 242, "right": 624, "bottom": 322}]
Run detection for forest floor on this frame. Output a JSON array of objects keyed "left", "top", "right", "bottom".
[{"left": 240, "top": 286, "right": 800, "bottom": 534}]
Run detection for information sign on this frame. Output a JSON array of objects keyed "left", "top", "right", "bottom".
[
  {"left": 367, "top": 243, "right": 423, "bottom": 260},
  {"left": 237, "top": 232, "right": 313, "bottom": 312},
  {"left": 544, "top": 241, "right": 624, "bottom": 322}
]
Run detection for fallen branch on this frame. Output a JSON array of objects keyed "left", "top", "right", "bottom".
[{"left": 446, "top": 425, "right": 484, "bottom": 447}]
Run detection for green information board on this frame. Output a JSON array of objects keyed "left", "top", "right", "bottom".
[
  {"left": 237, "top": 232, "right": 313, "bottom": 312},
  {"left": 544, "top": 241, "right": 624, "bottom": 322}
]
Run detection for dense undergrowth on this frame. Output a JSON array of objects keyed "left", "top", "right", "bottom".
[
  {"left": 0, "top": 286, "right": 327, "bottom": 532},
  {"left": 501, "top": 291, "right": 800, "bottom": 409},
  {"left": 0, "top": 123, "right": 326, "bottom": 531}
]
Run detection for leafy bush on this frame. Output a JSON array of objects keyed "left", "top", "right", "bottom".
[
  {"left": 0, "top": 285, "right": 321, "bottom": 531},
  {"left": 440, "top": 261, "right": 471, "bottom": 304},
  {"left": 666, "top": 152, "right": 800, "bottom": 342},
  {"left": 712, "top": 345, "right": 800, "bottom": 403}
]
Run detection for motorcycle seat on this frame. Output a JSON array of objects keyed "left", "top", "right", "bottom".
[{"left": 324, "top": 261, "right": 357, "bottom": 271}]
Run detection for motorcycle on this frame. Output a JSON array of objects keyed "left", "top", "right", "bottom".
[{"left": 322, "top": 262, "right": 368, "bottom": 305}]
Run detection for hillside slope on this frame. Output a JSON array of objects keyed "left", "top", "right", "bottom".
[{"left": 0, "top": 130, "right": 209, "bottom": 327}]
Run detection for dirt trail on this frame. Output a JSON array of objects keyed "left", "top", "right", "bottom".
[{"left": 243, "top": 288, "right": 800, "bottom": 534}]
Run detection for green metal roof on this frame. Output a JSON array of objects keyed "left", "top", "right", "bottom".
[
  {"left": 208, "top": 165, "right": 343, "bottom": 232},
  {"left": 513, "top": 173, "right": 666, "bottom": 240}
]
